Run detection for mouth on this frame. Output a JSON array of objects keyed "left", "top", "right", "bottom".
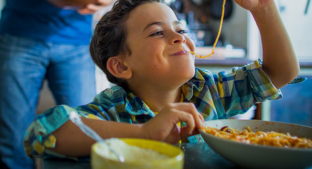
[{"left": 172, "top": 50, "right": 189, "bottom": 56}]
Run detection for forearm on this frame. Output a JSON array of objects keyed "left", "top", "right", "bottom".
[
  {"left": 50, "top": 118, "right": 145, "bottom": 157},
  {"left": 251, "top": 2, "right": 299, "bottom": 88}
]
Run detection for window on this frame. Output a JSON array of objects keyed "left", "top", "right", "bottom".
[
  {"left": 278, "top": 0, "right": 312, "bottom": 60},
  {"left": 248, "top": 0, "right": 312, "bottom": 62}
]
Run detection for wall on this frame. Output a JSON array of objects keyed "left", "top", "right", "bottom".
[
  {"left": 278, "top": 0, "right": 312, "bottom": 59},
  {"left": 210, "top": 2, "right": 248, "bottom": 49},
  {"left": 0, "top": 0, "right": 4, "bottom": 17}
]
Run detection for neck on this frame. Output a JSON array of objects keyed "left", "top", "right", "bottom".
[{"left": 130, "top": 86, "right": 182, "bottom": 112}]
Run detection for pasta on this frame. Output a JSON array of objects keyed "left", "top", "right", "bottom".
[
  {"left": 203, "top": 126, "right": 312, "bottom": 148},
  {"left": 189, "top": 0, "right": 226, "bottom": 58}
]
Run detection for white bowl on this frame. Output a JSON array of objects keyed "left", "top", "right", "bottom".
[{"left": 199, "top": 119, "right": 312, "bottom": 169}]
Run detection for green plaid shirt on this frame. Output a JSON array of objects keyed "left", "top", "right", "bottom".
[{"left": 24, "top": 59, "right": 288, "bottom": 160}]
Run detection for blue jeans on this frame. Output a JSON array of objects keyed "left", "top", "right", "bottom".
[{"left": 0, "top": 33, "right": 96, "bottom": 169}]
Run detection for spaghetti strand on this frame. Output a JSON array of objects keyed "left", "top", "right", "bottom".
[{"left": 189, "top": 0, "right": 226, "bottom": 58}]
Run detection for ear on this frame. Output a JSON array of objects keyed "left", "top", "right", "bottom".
[{"left": 107, "top": 56, "right": 132, "bottom": 79}]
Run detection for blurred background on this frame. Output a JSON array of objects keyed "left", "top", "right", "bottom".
[{"left": 0, "top": 0, "right": 311, "bottom": 126}]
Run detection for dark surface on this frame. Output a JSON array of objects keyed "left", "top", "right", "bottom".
[
  {"left": 180, "top": 143, "right": 237, "bottom": 169},
  {"left": 39, "top": 143, "right": 237, "bottom": 169}
]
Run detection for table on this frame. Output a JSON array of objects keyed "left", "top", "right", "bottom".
[{"left": 38, "top": 143, "right": 238, "bottom": 169}]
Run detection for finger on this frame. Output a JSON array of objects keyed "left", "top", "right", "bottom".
[
  {"left": 172, "top": 109, "right": 195, "bottom": 135},
  {"left": 78, "top": 4, "right": 103, "bottom": 14},
  {"left": 85, "top": 3, "right": 104, "bottom": 12},
  {"left": 97, "top": 0, "right": 114, "bottom": 6},
  {"left": 171, "top": 103, "right": 204, "bottom": 129},
  {"left": 180, "top": 127, "right": 200, "bottom": 140},
  {"left": 142, "top": 110, "right": 182, "bottom": 142},
  {"left": 198, "top": 114, "right": 205, "bottom": 129},
  {"left": 199, "top": 113, "right": 204, "bottom": 121},
  {"left": 172, "top": 103, "right": 202, "bottom": 127},
  {"left": 77, "top": 8, "right": 94, "bottom": 15},
  {"left": 164, "top": 124, "right": 181, "bottom": 144}
]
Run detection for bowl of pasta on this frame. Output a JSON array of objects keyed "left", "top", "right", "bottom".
[{"left": 199, "top": 119, "right": 312, "bottom": 169}]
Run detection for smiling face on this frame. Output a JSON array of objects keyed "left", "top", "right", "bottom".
[{"left": 123, "top": 2, "right": 196, "bottom": 91}]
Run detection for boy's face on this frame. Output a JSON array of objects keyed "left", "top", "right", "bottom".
[{"left": 124, "top": 2, "right": 196, "bottom": 90}]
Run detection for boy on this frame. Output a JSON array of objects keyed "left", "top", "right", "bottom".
[{"left": 24, "top": 0, "right": 299, "bottom": 159}]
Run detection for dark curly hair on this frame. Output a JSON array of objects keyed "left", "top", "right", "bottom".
[{"left": 90, "top": 0, "right": 163, "bottom": 90}]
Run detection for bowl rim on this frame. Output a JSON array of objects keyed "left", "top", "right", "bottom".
[
  {"left": 92, "top": 138, "right": 184, "bottom": 164},
  {"left": 199, "top": 119, "right": 312, "bottom": 152}
]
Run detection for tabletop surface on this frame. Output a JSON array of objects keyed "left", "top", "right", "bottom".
[{"left": 39, "top": 143, "right": 238, "bottom": 169}]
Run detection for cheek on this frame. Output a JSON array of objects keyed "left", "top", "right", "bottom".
[
  {"left": 186, "top": 37, "right": 195, "bottom": 51},
  {"left": 146, "top": 41, "right": 164, "bottom": 53},
  {"left": 131, "top": 44, "right": 161, "bottom": 68},
  {"left": 136, "top": 40, "right": 162, "bottom": 56}
]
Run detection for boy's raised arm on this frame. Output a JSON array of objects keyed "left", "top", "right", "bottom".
[{"left": 235, "top": 0, "right": 300, "bottom": 89}]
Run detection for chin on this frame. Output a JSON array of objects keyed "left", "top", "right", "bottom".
[
  {"left": 186, "top": 65, "right": 196, "bottom": 77},
  {"left": 181, "top": 67, "right": 196, "bottom": 82}
]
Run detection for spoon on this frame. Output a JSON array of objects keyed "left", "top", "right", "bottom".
[{"left": 69, "top": 111, "right": 125, "bottom": 162}]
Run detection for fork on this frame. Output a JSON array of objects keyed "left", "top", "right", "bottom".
[{"left": 69, "top": 111, "right": 125, "bottom": 162}]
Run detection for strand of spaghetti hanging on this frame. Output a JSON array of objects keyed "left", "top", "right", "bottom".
[{"left": 189, "top": 0, "right": 226, "bottom": 58}]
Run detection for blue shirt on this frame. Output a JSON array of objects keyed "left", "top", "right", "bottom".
[
  {"left": 24, "top": 60, "right": 288, "bottom": 160},
  {"left": 0, "top": 0, "right": 93, "bottom": 44}
]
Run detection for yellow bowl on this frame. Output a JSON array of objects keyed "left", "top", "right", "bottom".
[{"left": 91, "top": 138, "right": 184, "bottom": 169}]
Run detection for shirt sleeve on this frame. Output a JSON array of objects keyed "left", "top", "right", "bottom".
[
  {"left": 23, "top": 101, "right": 113, "bottom": 160},
  {"left": 213, "top": 59, "right": 282, "bottom": 117}
]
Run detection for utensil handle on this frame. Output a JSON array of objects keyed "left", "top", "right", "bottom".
[
  {"left": 69, "top": 111, "right": 104, "bottom": 142},
  {"left": 69, "top": 111, "right": 125, "bottom": 162}
]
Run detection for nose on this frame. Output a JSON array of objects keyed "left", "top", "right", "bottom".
[{"left": 170, "top": 32, "right": 186, "bottom": 45}]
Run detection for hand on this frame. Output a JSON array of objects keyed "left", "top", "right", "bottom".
[
  {"left": 233, "top": 0, "right": 274, "bottom": 13},
  {"left": 142, "top": 103, "right": 204, "bottom": 144},
  {"left": 78, "top": 0, "right": 114, "bottom": 14}
]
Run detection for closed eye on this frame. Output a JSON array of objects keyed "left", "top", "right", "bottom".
[{"left": 150, "top": 31, "right": 164, "bottom": 37}]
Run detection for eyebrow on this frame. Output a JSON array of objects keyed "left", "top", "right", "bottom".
[{"left": 142, "top": 20, "right": 182, "bottom": 33}]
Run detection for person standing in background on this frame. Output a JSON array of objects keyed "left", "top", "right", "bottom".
[{"left": 0, "top": 0, "right": 114, "bottom": 168}]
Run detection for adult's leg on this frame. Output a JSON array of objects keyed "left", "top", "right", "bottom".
[
  {"left": 47, "top": 44, "right": 96, "bottom": 108},
  {"left": 0, "top": 34, "right": 48, "bottom": 169}
]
